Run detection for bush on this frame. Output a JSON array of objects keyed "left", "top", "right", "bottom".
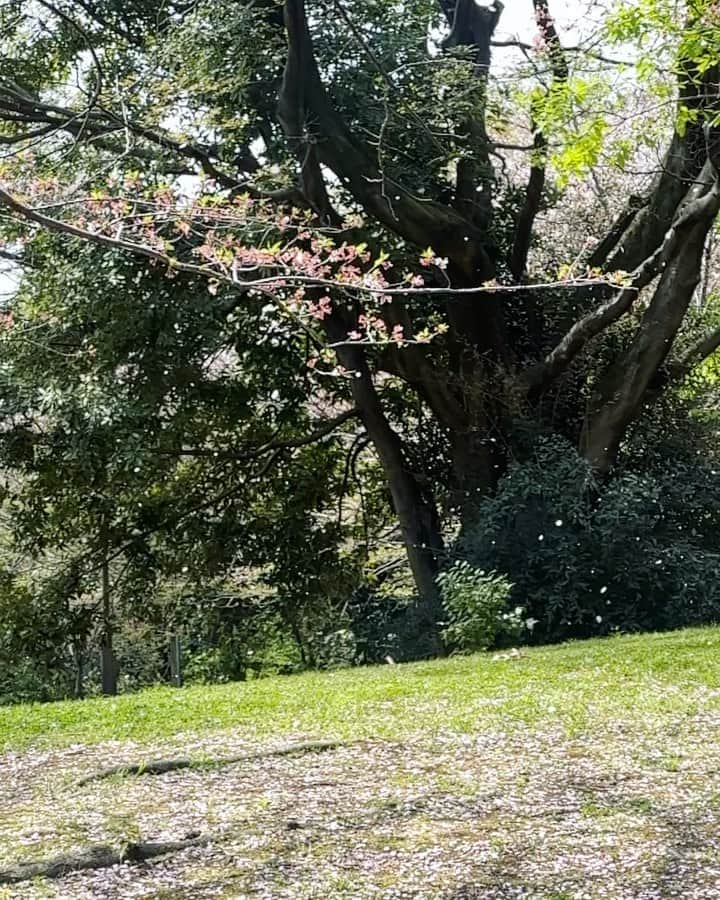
[
  {"left": 438, "top": 562, "right": 517, "bottom": 652},
  {"left": 458, "top": 436, "right": 720, "bottom": 643},
  {"left": 308, "top": 627, "right": 357, "bottom": 669},
  {"left": 179, "top": 595, "right": 303, "bottom": 683},
  {"left": 349, "top": 587, "right": 460, "bottom": 663},
  {"left": 0, "top": 573, "right": 89, "bottom": 704},
  {"left": 112, "top": 621, "right": 167, "bottom": 691}
]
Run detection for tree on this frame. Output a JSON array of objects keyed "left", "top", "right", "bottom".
[
  {"left": 0, "top": 236, "right": 371, "bottom": 682},
  {"left": 1, "top": 0, "right": 720, "bottom": 650}
]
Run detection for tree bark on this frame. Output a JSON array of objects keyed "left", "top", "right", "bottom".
[
  {"left": 593, "top": 63, "right": 720, "bottom": 273},
  {"left": 582, "top": 160, "right": 720, "bottom": 472},
  {"left": 73, "top": 639, "right": 84, "bottom": 700},
  {"left": 328, "top": 320, "right": 445, "bottom": 653}
]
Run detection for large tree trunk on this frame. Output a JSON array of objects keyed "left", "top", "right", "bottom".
[{"left": 378, "top": 305, "right": 503, "bottom": 525}]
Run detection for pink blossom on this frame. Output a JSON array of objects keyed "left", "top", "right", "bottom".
[{"left": 309, "top": 295, "right": 332, "bottom": 320}]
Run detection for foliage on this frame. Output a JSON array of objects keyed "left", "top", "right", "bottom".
[
  {"left": 438, "top": 562, "right": 517, "bottom": 652},
  {"left": 0, "top": 569, "right": 91, "bottom": 704},
  {"left": 1, "top": 0, "right": 720, "bottom": 696},
  {"left": 179, "top": 592, "right": 303, "bottom": 682},
  {"left": 458, "top": 434, "right": 720, "bottom": 643},
  {"left": 0, "top": 235, "right": 372, "bottom": 697}
]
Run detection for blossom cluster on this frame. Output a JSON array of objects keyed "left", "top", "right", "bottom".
[{"left": 0, "top": 171, "right": 454, "bottom": 374}]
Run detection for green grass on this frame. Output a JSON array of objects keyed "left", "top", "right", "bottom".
[
  {"left": 3, "top": 627, "right": 720, "bottom": 898},
  {"left": 2, "top": 626, "right": 720, "bottom": 753}
]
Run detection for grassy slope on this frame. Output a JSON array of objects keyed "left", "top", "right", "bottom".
[
  {"left": 2, "top": 626, "right": 719, "bottom": 752},
  {"left": 3, "top": 627, "right": 720, "bottom": 900}
]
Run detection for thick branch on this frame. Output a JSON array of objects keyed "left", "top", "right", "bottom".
[
  {"left": 593, "top": 63, "right": 720, "bottom": 273},
  {"left": 277, "top": 3, "right": 340, "bottom": 223},
  {"left": 437, "top": 0, "right": 457, "bottom": 25},
  {"left": 78, "top": 739, "right": 349, "bottom": 785},
  {"left": 0, "top": 89, "right": 304, "bottom": 203},
  {"left": 509, "top": 131, "right": 546, "bottom": 282},
  {"left": 280, "top": 0, "right": 494, "bottom": 279},
  {"left": 442, "top": 0, "right": 502, "bottom": 60},
  {"left": 525, "top": 168, "right": 720, "bottom": 394},
  {"left": 381, "top": 342, "right": 468, "bottom": 434},
  {"left": 669, "top": 324, "right": 720, "bottom": 381},
  {"left": 586, "top": 193, "right": 646, "bottom": 270},
  {"left": 159, "top": 408, "right": 360, "bottom": 460},
  {"left": 443, "top": 1, "right": 503, "bottom": 229},
  {"left": 582, "top": 160, "right": 720, "bottom": 472},
  {"left": 0, "top": 837, "right": 210, "bottom": 885}
]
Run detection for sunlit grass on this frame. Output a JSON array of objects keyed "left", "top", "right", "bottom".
[{"left": 2, "top": 626, "right": 719, "bottom": 753}]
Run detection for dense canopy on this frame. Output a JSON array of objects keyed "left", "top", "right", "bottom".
[{"left": 1, "top": 0, "right": 720, "bottom": 693}]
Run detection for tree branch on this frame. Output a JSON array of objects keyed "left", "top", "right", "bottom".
[
  {"left": 669, "top": 324, "right": 720, "bottom": 381},
  {"left": 0, "top": 186, "right": 218, "bottom": 278},
  {"left": 491, "top": 38, "right": 632, "bottom": 67},
  {"left": 581, "top": 158, "right": 720, "bottom": 471},
  {"left": 78, "top": 739, "right": 350, "bottom": 785},
  {"left": 158, "top": 408, "right": 360, "bottom": 460},
  {"left": 593, "top": 62, "right": 720, "bottom": 273},
  {"left": 0, "top": 86, "right": 306, "bottom": 204},
  {"left": 280, "top": 0, "right": 494, "bottom": 279},
  {"left": 508, "top": 0, "right": 568, "bottom": 282},
  {"left": 0, "top": 837, "right": 210, "bottom": 886},
  {"left": 442, "top": 1, "right": 503, "bottom": 230},
  {"left": 586, "top": 193, "right": 646, "bottom": 270},
  {"left": 277, "top": 1, "right": 341, "bottom": 223},
  {"left": 525, "top": 167, "right": 720, "bottom": 393}
]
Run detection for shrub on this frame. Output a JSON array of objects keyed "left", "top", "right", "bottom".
[
  {"left": 458, "top": 436, "right": 720, "bottom": 642},
  {"left": 438, "top": 562, "right": 516, "bottom": 652},
  {"left": 308, "top": 627, "right": 357, "bottom": 669},
  {"left": 0, "top": 572, "right": 89, "bottom": 704}
]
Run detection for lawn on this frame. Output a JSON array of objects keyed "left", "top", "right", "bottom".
[{"left": 1, "top": 627, "right": 720, "bottom": 898}]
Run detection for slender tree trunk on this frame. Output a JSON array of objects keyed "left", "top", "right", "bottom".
[
  {"left": 290, "top": 620, "right": 308, "bottom": 668},
  {"left": 73, "top": 639, "right": 84, "bottom": 700},
  {"left": 286, "top": 611, "right": 314, "bottom": 668},
  {"left": 100, "top": 544, "right": 117, "bottom": 696},
  {"left": 330, "top": 327, "right": 445, "bottom": 654}
]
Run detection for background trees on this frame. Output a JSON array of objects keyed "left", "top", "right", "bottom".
[{"left": 0, "top": 0, "right": 720, "bottom": 696}]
